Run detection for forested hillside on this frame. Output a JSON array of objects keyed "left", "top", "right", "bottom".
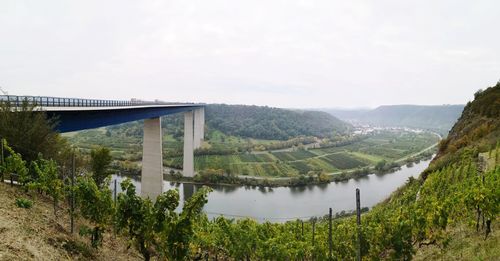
[
  {"left": 107, "top": 104, "right": 351, "bottom": 141},
  {"left": 325, "top": 104, "right": 464, "bottom": 133},
  {"left": 205, "top": 104, "right": 350, "bottom": 140},
  {"left": 431, "top": 84, "right": 500, "bottom": 171}
]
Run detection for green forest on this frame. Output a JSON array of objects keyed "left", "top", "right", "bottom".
[
  {"left": 204, "top": 104, "right": 351, "bottom": 140},
  {"left": 104, "top": 104, "right": 351, "bottom": 141}
]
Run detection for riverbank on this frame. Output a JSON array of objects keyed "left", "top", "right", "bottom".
[
  {"left": 163, "top": 157, "right": 433, "bottom": 221},
  {"left": 112, "top": 130, "right": 439, "bottom": 188},
  {"left": 164, "top": 147, "right": 435, "bottom": 188},
  {"left": 110, "top": 157, "right": 433, "bottom": 222},
  {"left": 109, "top": 129, "right": 440, "bottom": 182}
]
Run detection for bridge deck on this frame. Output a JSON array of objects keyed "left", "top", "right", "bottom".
[
  {"left": 1, "top": 95, "right": 204, "bottom": 132},
  {"left": 0, "top": 95, "right": 192, "bottom": 107}
]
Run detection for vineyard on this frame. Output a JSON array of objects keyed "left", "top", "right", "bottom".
[
  {"left": 159, "top": 130, "right": 440, "bottom": 178},
  {"left": 1, "top": 83, "right": 499, "bottom": 260},
  {"left": 272, "top": 150, "right": 317, "bottom": 161},
  {"left": 321, "top": 153, "right": 367, "bottom": 169},
  {"left": 65, "top": 118, "right": 440, "bottom": 179},
  {"left": 184, "top": 146, "right": 500, "bottom": 260},
  {"left": 2, "top": 136, "right": 498, "bottom": 260}
]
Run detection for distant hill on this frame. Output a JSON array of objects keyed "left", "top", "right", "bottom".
[
  {"left": 205, "top": 104, "right": 351, "bottom": 140},
  {"left": 107, "top": 104, "right": 352, "bottom": 141},
  {"left": 324, "top": 104, "right": 464, "bottom": 133}
]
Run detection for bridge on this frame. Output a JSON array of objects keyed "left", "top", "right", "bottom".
[{"left": 1, "top": 95, "right": 205, "bottom": 199}]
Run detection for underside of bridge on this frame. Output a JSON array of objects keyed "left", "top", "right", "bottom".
[
  {"left": 41, "top": 103, "right": 204, "bottom": 200},
  {"left": 140, "top": 108, "right": 204, "bottom": 199}
]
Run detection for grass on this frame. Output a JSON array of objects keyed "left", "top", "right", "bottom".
[
  {"left": 239, "top": 153, "right": 275, "bottom": 162},
  {"left": 320, "top": 153, "right": 367, "bottom": 169},
  {"left": 413, "top": 222, "right": 499, "bottom": 261},
  {"left": 349, "top": 151, "right": 384, "bottom": 163},
  {"left": 288, "top": 161, "right": 313, "bottom": 174},
  {"left": 272, "top": 150, "right": 316, "bottom": 161}
]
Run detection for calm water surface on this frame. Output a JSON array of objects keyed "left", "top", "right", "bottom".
[{"left": 112, "top": 158, "right": 431, "bottom": 222}]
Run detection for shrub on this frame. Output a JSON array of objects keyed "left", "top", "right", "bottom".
[{"left": 15, "top": 197, "right": 33, "bottom": 209}]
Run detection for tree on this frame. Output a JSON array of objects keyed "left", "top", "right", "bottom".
[
  {"left": 76, "top": 175, "right": 114, "bottom": 248},
  {"left": 160, "top": 185, "right": 212, "bottom": 260},
  {"left": 375, "top": 160, "right": 387, "bottom": 171},
  {"left": 2, "top": 139, "right": 29, "bottom": 185},
  {"left": 33, "top": 157, "right": 63, "bottom": 217},
  {"left": 0, "top": 100, "right": 60, "bottom": 162},
  {"left": 318, "top": 172, "right": 330, "bottom": 183},
  {"left": 90, "top": 146, "right": 112, "bottom": 187},
  {"left": 463, "top": 169, "right": 500, "bottom": 238},
  {"left": 115, "top": 179, "right": 158, "bottom": 260},
  {"left": 115, "top": 179, "right": 211, "bottom": 261}
]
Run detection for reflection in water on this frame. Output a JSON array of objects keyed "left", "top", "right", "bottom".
[
  {"left": 258, "top": 186, "right": 272, "bottom": 194},
  {"left": 353, "top": 174, "right": 370, "bottom": 181},
  {"left": 112, "top": 157, "right": 432, "bottom": 222},
  {"left": 183, "top": 183, "right": 195, "bottom": 201},
  {"left": 290, "top": 185, "right": 307, "bottom": 194},
  {"left": 316, "top": 183, "right": 328, "bottom": 191},
  {"left": 169, "top": 182, "right": 181, "bottom": 188},
  {"left": 207, "top": 184, "right": 239, "bottom": 195}
]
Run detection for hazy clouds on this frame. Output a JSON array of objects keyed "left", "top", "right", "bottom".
[{"left": 1, "top": 0, "right": 499, "bottom": 108}]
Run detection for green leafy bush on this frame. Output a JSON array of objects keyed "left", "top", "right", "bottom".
[
  {"left": 76, "top": 176, "right": 114, "bottom": 248},
  {"left": 115, "top": 179, "right": 212, "bottom": 260},
  {"left": 15, "top": 197, "right": 33, "bottom": 209}
]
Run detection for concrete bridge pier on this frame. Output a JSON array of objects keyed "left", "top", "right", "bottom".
[
  {"left": 183, "top": 111, "right": 195, "bottom": 177},
  {"left": 185, "top": 108, "right": 204, "bottom": 176},
  {"left": 141, "top": 117, "right": 164, "bottom": 199},
  {"left": 141, "top": 107, "right": 203, "bottom": 199},
  {"left": 193, "top": 107, "right": 205, "bottom": 149}
]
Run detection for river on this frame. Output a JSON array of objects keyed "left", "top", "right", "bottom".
[{"left": 111, "top": 157, "right": 432, "bottom": 222}]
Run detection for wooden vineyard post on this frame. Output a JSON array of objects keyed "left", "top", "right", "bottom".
[
  {"left": 1, "top": 138, "right": 4, "bottom": 182},
  {"left": 312, "top": 220, "right": 316, "bottom": 261},
  {"left": 70, "top": 152, "right": 75, "bottom": 234},
  {"left": 312, "top": 220, "right": 316, "bottom": 246},
  {"left": 356, "top": 189, "right": 362, "bottom": 260},
  {"left": 495, "top": 141, "right": 500, "bottom": 166},
  {"left": 0, "top": 138, "right": 3, "bottom": 165},
  {"left": 114, "top": 178, "right": 118, "bottom": 203},
  {"left": 295, "top": 219, "right": 300, "bottom": 240},
  {"left": 329, "top": 207, "right": 333, "bottom": 260},
  {"left": 301, "top": 220, "right": 304, "bottom": 239}
]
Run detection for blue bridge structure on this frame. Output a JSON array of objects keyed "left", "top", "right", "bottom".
[{"left": 1, "top": 95, "right": 205, "bottom": 199}]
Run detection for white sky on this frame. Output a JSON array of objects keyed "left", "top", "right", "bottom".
[{"left": 1, "top": 0, "right": 499, "bottom": 108}]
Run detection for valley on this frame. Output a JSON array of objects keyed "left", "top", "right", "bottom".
[{"left": 66, "top": 122, "right": 439, "bottom": 183}]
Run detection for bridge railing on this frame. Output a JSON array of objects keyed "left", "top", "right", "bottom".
[{"left": 0, "top": 95, "right": 182, "bottom": 107}]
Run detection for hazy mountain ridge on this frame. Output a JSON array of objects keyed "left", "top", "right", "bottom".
[{"left": 323, "top": 104, "right": 464, "bottom": 133}]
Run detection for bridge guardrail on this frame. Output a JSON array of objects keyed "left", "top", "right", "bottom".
[{"left": 0, "top": 95, "right": 189, "bottom": 108}]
